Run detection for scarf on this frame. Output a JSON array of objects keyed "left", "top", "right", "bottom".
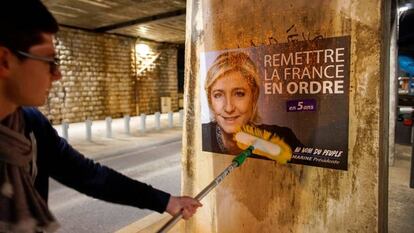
[{"left": 0, "top": 109, "right": 59, "bottom": 233}]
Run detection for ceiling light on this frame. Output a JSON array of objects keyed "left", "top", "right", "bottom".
[{"left": 136, "top": 43, "right": 150, "bottom": 56}]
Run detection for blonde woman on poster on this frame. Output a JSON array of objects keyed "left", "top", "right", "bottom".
[{"left": 202, "top": 51, "right": 303, "bottom": 156}]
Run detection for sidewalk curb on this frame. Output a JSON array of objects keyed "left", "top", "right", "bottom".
[
  {"left": 89, "top": 136, "right": 182, "bottom": 161},
  {"left": 115, "top": 212, "right": 182, "bottom": 233}
]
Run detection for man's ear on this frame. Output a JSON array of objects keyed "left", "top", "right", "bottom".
[{"left": 0, "top": 47, "right": 12, "bottom": 79}]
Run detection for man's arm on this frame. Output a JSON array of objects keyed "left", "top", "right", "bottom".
[{"left": 26, "top": 108, "right": 201, "bottom": 215}]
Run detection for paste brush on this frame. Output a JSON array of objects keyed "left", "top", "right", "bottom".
[
  {"left": 157, "top": 125, "right": 291, "bottom": 233},
  {"left": 234, "top": 124, "right": 292, "bottom": 164}
]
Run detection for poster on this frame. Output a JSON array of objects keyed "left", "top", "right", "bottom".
[{"left": 200, "top": 36, "right": 350, "bottom": 170}]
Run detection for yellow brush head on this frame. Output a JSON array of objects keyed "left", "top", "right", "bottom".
[{"left": 233, "top": 125, "right": 292, "bottom": 164}]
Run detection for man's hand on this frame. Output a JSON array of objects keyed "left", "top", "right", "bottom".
[{"left": 166, "top": 196, "right": 202, "bottom": 220}]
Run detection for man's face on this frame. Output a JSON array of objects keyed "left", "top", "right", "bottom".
[{"left": 4, "top": 33, "right": 61, "bottom": 107}]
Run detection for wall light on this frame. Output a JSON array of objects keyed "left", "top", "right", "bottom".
[
  {"left": 399, "top": 3, "right": 413, "bottom": 13},
  {"left": 399, "top": 6, "right": 410, "bottom": 13},
  {"left": 136, "top": 43, "right": 150, "bottom": 56}
]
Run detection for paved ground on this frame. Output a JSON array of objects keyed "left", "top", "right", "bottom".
[
  {"left": 52, "top": 112, "right": 183, "bottom": 159},
  {"left": 389, "top": 144, "right": 414, "bottom": 233},
  {"left": 50, "top": 141, "right": 182, "bottom": 233}
]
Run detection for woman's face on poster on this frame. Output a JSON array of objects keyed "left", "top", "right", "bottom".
[{"left": 210, "top": 71, "right": 254, "bottom": 134}]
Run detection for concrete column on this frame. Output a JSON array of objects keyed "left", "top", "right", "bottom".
[
  {"left": 388, "top": 7, "right": 398, "bottom": 166},
  {"left": 168, "top": 112, "right": 174, "bottom": 128},
  {"left": 184, "top": 0, "right": 390, "bottom": 232},
  {"left": 62, "top": 121, "right": 69, "bottom": 140},
  {"left": 155, "top": 112, "right": 161, "bottom": 130},
  {"left": 179, "top": 109, "right": 184, "bottom": 127},
  {"left": 85, "top": 118, "right": 92, "bottom": 141},
  {"left": 105, "top": 117, "right": 112, "bottom": 138},
  {"left": 140, "top": 113, "right": 146, "bottom": 133},
  {"left": 124, "top": 115, "right": 131, "bottom": 134}
]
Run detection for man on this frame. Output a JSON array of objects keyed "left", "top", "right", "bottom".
[{"left": 0, "top": 1, "right": 201, "bottom": 232}]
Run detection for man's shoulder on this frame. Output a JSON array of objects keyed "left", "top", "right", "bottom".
[
  {"left": 21, "top": 107, "right": 50, "bottom": 129},
  {"left": 22, "top": 107, "right": 44, "bottom": 118}
]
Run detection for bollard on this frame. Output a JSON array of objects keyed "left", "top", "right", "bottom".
[
  {"left": 62, "top": 121, "right": 69, "bottom": 140},
  {"left": 86, "top": 118, "right": 92, "bottom": 141},
  {"left": 179, "top": 109, "right": 184, "bottom": 127},
  {"left": 155, "top": 112, "right": 161, "bottom": 130},
  {"left": 168, "top": 112, "right": 173, "bottom": 128},
  {"left": 106, "top": 117, "right": 112, "bottom": 138},
  {"left": 124, "top": 115, "right": 130, "bottom": 134},
  {"left": 140, "top": 113, "right": 146, "bottom": 133}
]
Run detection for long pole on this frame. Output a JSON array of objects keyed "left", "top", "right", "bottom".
[{"left": 156, "top": 146, "right": 253, "bottom": 233}]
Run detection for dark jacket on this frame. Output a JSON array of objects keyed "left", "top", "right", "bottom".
[
  {"left": 202, "top": 121, "right": 303, "bottom": 158},
  {"left": 22, "top": 107, "right": 170, "bottom": 213}
]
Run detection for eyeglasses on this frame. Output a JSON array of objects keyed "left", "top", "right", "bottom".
[{"left": 15, "top": 50, "right": 60, "bottom": 75}]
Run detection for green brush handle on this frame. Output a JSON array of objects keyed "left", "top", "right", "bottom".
[{"left": 233, "top": 145, "right": 254, "bottom": 166}]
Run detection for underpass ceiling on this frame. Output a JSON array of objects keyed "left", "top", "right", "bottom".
[
  {"left": 42, "top": 0, "right": 186, "bottom": 43},
  {"left": 41, "top": 0, "right": 413, "bottom": 50}
]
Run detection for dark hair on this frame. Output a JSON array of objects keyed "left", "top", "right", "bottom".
[{"left": 0, "top": 0, "right": 59, "bottom": 52}]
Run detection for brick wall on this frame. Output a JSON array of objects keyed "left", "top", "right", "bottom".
[
  {"left": 38, "top": 27, "right": 179, "bottom": 124},
  {"left": 135, "top": 41, "right": 178, "bottom": 114}
]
